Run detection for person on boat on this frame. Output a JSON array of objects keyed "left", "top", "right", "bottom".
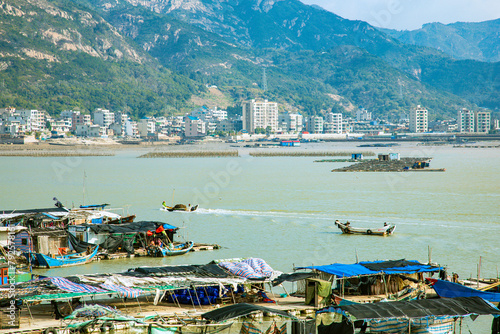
[
  {"left": 384, "top": 222, "right": 388, "bottom": 227},
  {"left": 345, "top": 221, "right": 351, "bottom": 227},
  {"left": 162, "top": 201, "right": 167, "bottom": 208}
]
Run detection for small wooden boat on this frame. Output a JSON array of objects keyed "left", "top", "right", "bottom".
[
  {"left": 162, "top": 202, "right": 198, "bottom": 212},
  {"left": 148, "top": 241, "right": 194, "bottom": 257},
  {"left": 25, "top": 245, "right": 99, "bottom": 268},
  {"left": 335, "top": 221, "right": 396, "bottom": 236}
]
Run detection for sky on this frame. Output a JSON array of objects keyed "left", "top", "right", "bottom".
[{"left": 300, "top": 0, "right": 500, "bottom": 30}]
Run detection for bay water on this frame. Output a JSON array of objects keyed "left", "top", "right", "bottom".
[{"left": 1, "top": 141, "right": 499, "bottom": 332}]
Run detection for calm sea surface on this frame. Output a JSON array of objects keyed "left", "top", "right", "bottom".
[{"left": 1, "top": 141, "right": 499, "bottom": 331}]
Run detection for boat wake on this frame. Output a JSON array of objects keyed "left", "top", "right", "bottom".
[{"left": 194, "top": 207, "right": 333, "bottom": 220}]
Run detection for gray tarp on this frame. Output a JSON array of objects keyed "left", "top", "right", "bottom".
[{"left": 318, "top": 296, "right": 500, "bottom": 320}]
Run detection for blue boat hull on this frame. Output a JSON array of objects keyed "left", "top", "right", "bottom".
[
  {"left": 148, "top": 241, "right": 194, "bottom": 257},
  {"left": 25, "top": 246, "right": 99, "bottom": 269}
]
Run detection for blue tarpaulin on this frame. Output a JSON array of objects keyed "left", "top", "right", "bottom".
[
  {"left": 427, "top": 278, "right": 500, "bottom": 302},
  {"left": 297, "top": 259, "right": 441, "bottom": 278}
]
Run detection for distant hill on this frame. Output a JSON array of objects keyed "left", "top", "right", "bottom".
[
  {"left": 381, "top": 19, "right": 500, "bottom": 63},
  {"left": 0, "top": 0, "right": 200, "bottom": 116},
  {"left": 0, "top": 0, "right": 497, "bottom": 120}
]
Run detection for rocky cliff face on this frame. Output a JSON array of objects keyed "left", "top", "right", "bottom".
[{"left": 0, "top": 0, "right": 147, "bottom": 63}]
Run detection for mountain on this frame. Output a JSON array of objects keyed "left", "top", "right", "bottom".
[
  {"left": 0, "top": 0, "right": 201, "bottom": 116},
  {"left": 381, "top": 19, "right": 500, "bottom": 63},
  {"left": 0, "top": 0, "right": 497, "bottom": 121}
]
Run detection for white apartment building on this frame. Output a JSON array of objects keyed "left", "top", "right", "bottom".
[
  {"left": 475, "top": 111, "right": 491, "bottom": 133},
  {"left": 280, "top": 112, "right": 303, "bottom": 133},
  {"left": 185, "top": 116, "right": 206, "bottom": 137},
  {"left": 324, "top": 112, "right": 343, "bottom": 134},
  {"left": 307, "top": 115, "right": 324, "bottom": 134},
  {"left": 137, "top": 117, "right": 156, "bottom": 138},
  {"left": 124, "top": 119, "right": 138, "bottom": 137},
  {"left": 19, "top": 109, "right": 45, "bottom": 131},
  {"left": 356, "top": 108, "right": 372, "bottom": 122},
  {"left": 242, "top": 99, "right": 278, "bottom": 133},
  {"left": 458, "top": 109, "right": 475, "bottom": 133},
  {"left": 93, "top": 108, "right": 115, "bottom": 128},
  {"left": 409, "top": 105, "right": 428, "bottom": 133}
]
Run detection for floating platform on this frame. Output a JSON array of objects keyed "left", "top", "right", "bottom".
[{"left": 332, "top": 157, "right": 444, "bottom": 172}]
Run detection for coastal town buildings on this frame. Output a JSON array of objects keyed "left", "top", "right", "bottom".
[
  {"left": 409, "top": 105, "right": 428, "bottom": 133},
  {"left": 457, "top": 109, "right": 491, "bottom": 133},
  {"left": 0, "top": 101, "right": 497, "bottom": 142},
  {"left": 242, "top": 99, "right": 278, "bottom": 133}
]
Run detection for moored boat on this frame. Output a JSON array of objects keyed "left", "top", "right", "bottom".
[
  {"left": 335, "top": 220, "right": 396, "bottom": 236},
  {"left": 24, "top": 245, "right": 99, "bottom": 268},
  {"left": 148, "top": 241, "right": 194, "bottom": 257}
]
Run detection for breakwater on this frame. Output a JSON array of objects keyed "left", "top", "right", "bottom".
[
  {"left": 139, "top": 150, "right": 239, "bottom": 158},
  {"left": 0, "top": 150, "right": 114, "bottom": 157}
]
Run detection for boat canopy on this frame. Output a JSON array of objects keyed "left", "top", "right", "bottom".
[
  {"left": 202, "top": 303, "right": 297, "bottom": 322},
  {"left": 297, "top": 259, "right": 442, "bottom": 278},
  {"left": 83, "top": 221, "right": 178, "bottom": 234},
  {"left": 317, "top": 296, "right": 500, "bottom": 320}
]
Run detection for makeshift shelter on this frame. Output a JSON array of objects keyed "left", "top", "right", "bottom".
[
  {"left": 297, "top": 259, "right": 442, "bottom": 298},
  {"left": 316, "top": 296, "right": 500, "bottom": 334},
  {"left": 67, "top": 221, "right": 178, "bottom": 254},
  {"left": 12, "top": 228, "right": 67, "bottom": 256}
]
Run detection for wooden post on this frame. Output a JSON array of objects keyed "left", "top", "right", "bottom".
[
  {"left": 478, "top": 256, "right": 482, "bottom": 284},
  {"left": 477, "top": 264, "right": 480, "bottom": 289}
]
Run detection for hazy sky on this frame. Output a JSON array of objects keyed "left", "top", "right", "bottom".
[{"left": 300, "top": 0, "right": 500, "bottom": 30}]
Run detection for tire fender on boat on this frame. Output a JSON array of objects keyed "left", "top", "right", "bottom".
[
  {"left": 100, "top": 321, "right": 115, "bottom": 333},
  {"left": 44, "top": 328, "right": 58, "bottom": 334},
  {"left": 366, "top": 229, "right": 373, "bottom": 235}
]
